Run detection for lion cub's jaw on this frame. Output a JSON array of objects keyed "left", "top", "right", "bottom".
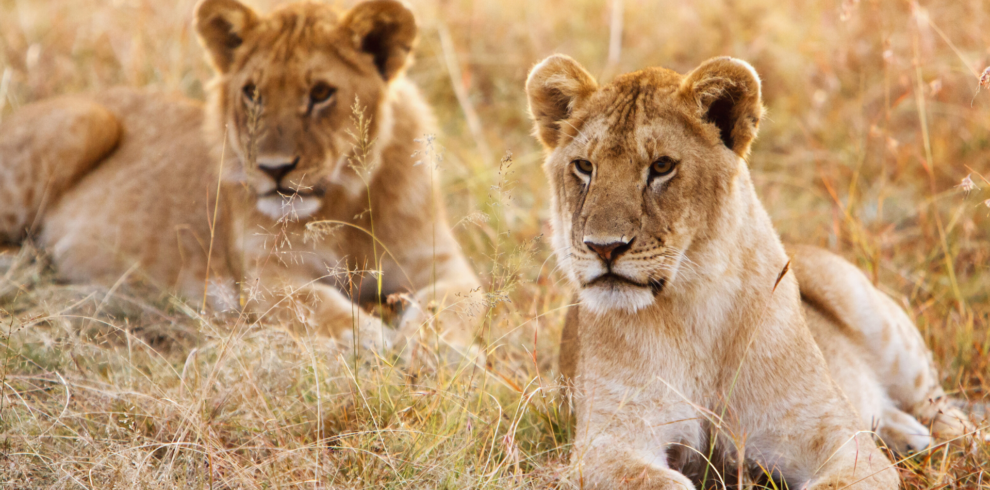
[
  {"left": 195, "top": 0, "right": 416, "bottom": 221},
  {"left": 527, "top": 55, "right": 763, "bottom": 315},
  {"left": 255, "top": 192, "right": 324, "bottom": 221}
]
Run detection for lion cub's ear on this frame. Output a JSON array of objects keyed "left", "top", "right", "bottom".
[
  {"left": 679, "top": 57, "right": 764, "bottom": 158},
  {"left": 194, "top": 0, "right": 258, "bottom": 74},
  {"left": 526, "top": 55, "right": 599, "bottom": 149},
  {"left": 341, "top": 1, "right": 418, "bottom": 81}
]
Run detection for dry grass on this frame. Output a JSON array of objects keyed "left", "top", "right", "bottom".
[{"left": 1, "top": 0, "right": 989, "bottom": 488}]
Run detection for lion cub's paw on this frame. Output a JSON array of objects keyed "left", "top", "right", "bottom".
[
  {"left": 620, "top": 467, "right": 695, "bottom": 490},
  {"left": 581, "top": 465, "right": 695, "bottom": 490},
  {"left": 394, "top": 302, "right": 484, "bottom": 367},
  {"left": 393, "top": 332, "right": 486, "bottom": 369},
  {"left": 931, "top": 403, "right": 982, "bottom": 442},
  {"left": 806, "top": 471, "right": 898, "bottom": 490},
  {"left": 806, "top": 461, "right": 899, "bottom": 490},
  {"left": 337, "top": 318, "right": 396, "bottom": 354},
  {"left": 879, "top": 406, "right": 932, "bottom": 454}
]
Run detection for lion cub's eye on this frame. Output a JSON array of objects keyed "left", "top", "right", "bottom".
[
  {"left": 572, "top": 159, "right": 594, "bottom": 175},
  {"left": 309, "top": 82, "right": 337, "bottom": 105},
  {"left": 242, "top": 83, "right": 258, "bottom": 102},
  {"left": 650, "top": 157, "right": 678, "bottom": 178}
]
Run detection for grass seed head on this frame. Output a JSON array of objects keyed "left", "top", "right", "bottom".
[{"left": 957, "top": 174, "right": 978, "bottom": 194}]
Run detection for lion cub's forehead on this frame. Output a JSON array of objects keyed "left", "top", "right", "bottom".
[
  {"left": 587, "top": 68, "right": 685, "bottom": 114},
  {"left": 263, "top": 2, "right": 340, "bottom": 33},
  {"left": 570, "top": 119, "right": 676, "bottom": 163},
  {"left": 566, "top": 69, "right": 705, "bottom": 161},
  {"left": 242, "top": 3, "right": 344, "bottom": 63}
]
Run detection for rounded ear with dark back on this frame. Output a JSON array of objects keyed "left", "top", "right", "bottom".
[
  {"left": 340, "top": 0, "right": 418, "bottom": 81},
  {"left": 679, "top": 57, "right": 764, "bottom": 158},
  {"left": 194, "top": 0, "right": 258, "bottom": 74},
  {"left": 525, "top": 55, "right": 598, "bottom": 149}
]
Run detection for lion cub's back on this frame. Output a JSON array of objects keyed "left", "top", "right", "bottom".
[
  {"left": 43, "top": 87, "right": 231, "bottom": 296},
  {"left": 0, "top": 97, "right": 120, "bottom": 242}
]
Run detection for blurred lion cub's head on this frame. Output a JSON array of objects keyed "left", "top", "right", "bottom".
[{"left": 195, "top": 0, "right": 417, "bottom": 219}]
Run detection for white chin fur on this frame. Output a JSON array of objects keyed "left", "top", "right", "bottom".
[
  {"left": 579, "top": 283, "right": 655, "bottom": 316},
  {"left": 256, "top": 195, "right": 322, "bottom": 220}
]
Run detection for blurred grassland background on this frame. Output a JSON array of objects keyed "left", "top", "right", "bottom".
[{"left": 1, "top": 0, "right": 989, "bottom": 488}]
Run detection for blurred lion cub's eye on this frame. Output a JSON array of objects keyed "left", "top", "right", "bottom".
[
  {"left": 650, "top": 157, "right": 678, "bottom": 178},
  {"left": 309, "top": 82, "right": 336, "bottom": 105},
  {"left": 573, "top": 159, "right": 594, "bottom": 175}
]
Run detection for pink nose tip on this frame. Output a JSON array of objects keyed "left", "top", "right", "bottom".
[{"left": 584, "top": 239, "right": 633, "bottom": 262}]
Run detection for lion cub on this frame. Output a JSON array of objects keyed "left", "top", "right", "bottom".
[
  {"left": 0, "top": 0, "right": 481, "bottom": 351},
  {"left": 527, "top": 55, "right": 974, "bottom": 489}
]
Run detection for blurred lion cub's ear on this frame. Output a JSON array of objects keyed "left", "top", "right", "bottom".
[
  {"left": 526, "top": 55, "right": 598, "bottom": 149},
  {"left": 340, "top": 0, "right": 418, "bottom": 81},
  {"left": 194, "top": 0, "right": 258, "bottom": 74},
  {"left": 679, "top": 57, "right": 765, "bottom": 158}
]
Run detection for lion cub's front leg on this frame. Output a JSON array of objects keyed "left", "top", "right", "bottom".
[
  {"left": 573, "top": 434, "right": 697, "bottom": 489},
  {"left": 307, "top": 282, "right": 394, "bottom": 351},
  {"left": 800, "top": 433, "right": 900, "bottom": 490},
  {"left": 570, "top": 372, "right": 699, "bottom": 490},
  {"left": 386, "top": 221, "right": 484, "bottom": 358},
  {"left": 245, "top": 266, "right": 394, "bottom": 352},
  {"left": 573, "top": 425, "right": 695, "bottom": 489},
  {"left": 576, "top": 444, "right": 695, "bottom": 490}
]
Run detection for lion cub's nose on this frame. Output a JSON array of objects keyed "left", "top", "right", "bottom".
[
  {"left": 258, "top": 157, "right": 299, "bottom": 185},
  {"left": 584, "top": 237, "right": 633, "bottom": 263}
]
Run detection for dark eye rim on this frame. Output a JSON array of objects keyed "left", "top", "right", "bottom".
[
  {"left": 309, "top": 82, "right": 337, "bottom": 105},
  {"left": 572, "top": 159, "right": 594, "bottom": 176},
  {"left": 649, "top": 156, "right": 679, "bottom": 179}
]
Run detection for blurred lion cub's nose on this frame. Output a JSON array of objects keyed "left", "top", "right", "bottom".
[{"left": 258, "top": 157, "right": 299, "bottom": 184}]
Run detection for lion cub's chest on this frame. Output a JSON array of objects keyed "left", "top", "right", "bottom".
[
  {"left": 228, "top": 187, "right": 377, "bottom": 287},
  {"left": 579, "top": 318, "right": 715, "bottom": 421},
  {"left": 574, "top": 305, "right": 739, "bottom": 452}
]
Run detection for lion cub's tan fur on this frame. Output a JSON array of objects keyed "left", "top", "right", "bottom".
[
  {"left": 0, "top": 0, "right": 481, "bottom": 350},
  {"left": 528, "top": 55, "right": 972, "bottom": 489}
]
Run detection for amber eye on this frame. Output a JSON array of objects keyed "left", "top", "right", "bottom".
[
  {"left": 573, "top": 159, "right": 594, "bottom": 175},
  {"left": 309, "top": 82, "right": 336, "bottom": 105},
  {"left": 242, "top": 82, "right": 258, "bottom": 102},
  {"left": 650, "top": 157, "right": 678, "bottom": 178}
]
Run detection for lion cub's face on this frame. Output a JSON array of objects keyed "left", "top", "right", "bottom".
[
  {"left": 195, "top": 0, "right": 417, "bottom": 220},
  {"left": 527, "top": 56, "right": 763, "bottom": 314}
]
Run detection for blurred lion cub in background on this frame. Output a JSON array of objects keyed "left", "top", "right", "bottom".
[{"left": 0, "top": 0, "right": 482, "bottom": 354}]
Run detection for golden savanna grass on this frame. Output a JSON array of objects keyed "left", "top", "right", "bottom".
[{"left": 1, "top": 0, "right": 989, "bottom": 488}]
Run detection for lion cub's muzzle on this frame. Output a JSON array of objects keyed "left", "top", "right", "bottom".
[
  {"left": 254, "top": 155, "right": 327, "bottom": 197},
  {"left": 252, "top": 155, "right": 328, "bottom": 220},
  {"left": 581, "top": 235, "right": 664, "bottom": 292}
]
